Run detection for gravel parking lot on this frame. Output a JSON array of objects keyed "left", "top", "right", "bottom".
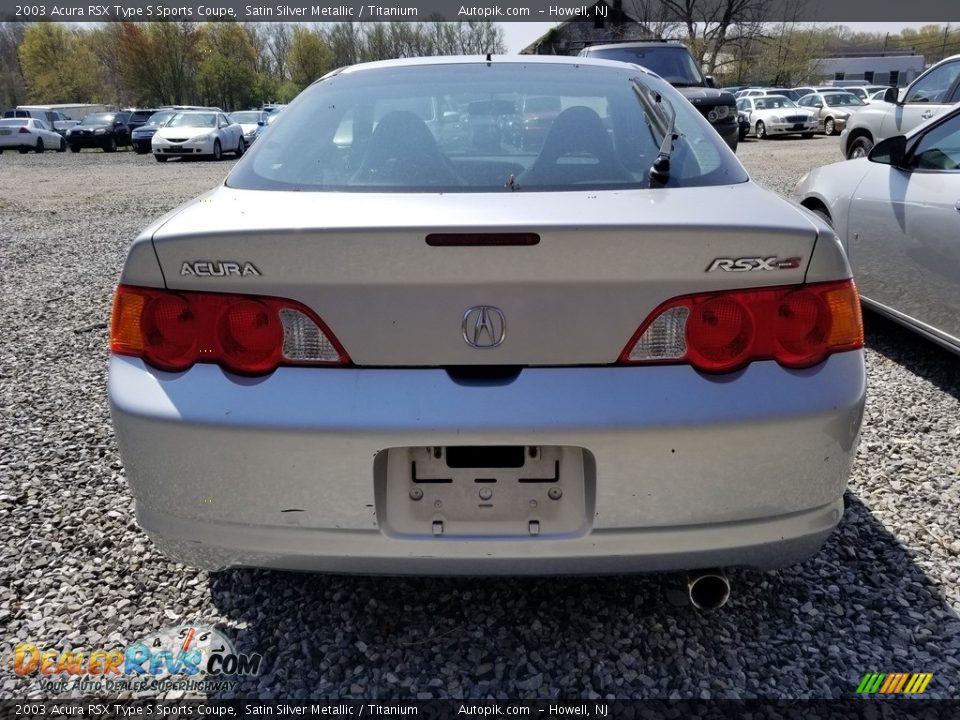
[{"left": 2, "top": 137, "right": 959, "bottom": 700}]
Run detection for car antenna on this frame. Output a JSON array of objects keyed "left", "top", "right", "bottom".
[{"left": 649, "top": 93, "right": 678, "bottom": 188}]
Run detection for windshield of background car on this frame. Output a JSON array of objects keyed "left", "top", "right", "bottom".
[
  {"left": 231, "top": 112, "right": 262, "bottom": 124},
  {"left": 168, "top": 113, "right": 216, "bottom": 128},
  {"left": 824, "top": 93, "right": 865, "bottom": 106},
  {"left": 583, "top": 47, "right": 703, "bottom": 86},
  {"left": 81, "top": 113, "right": 115, "bottom": 124},
  {"left": 228, "top": 63, "right": 747, "bottom": 192},
  {"left": 757, "top": 96, "right": 798, "bottom": 109},
  {"left": 145, "top": 112, "right": 175, "bottom": 127}
]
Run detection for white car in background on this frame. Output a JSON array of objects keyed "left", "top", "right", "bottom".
[
  {"left": 151, "top": 111, "right": 245, "bottom": 162},
  {"left": 736, "top": 95, "right": 817, "bottom": 139},
  {"left": 0, "top": 118, "right": 66, "bottom": 153},
  {"left": 228, "top": 110, "right": 268, "bottom": 148},
  {"left": 840, "top": 54, "right": 960, "bottom": 158}
]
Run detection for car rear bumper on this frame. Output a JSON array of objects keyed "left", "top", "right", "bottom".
[{"left": 109, "top": 351, "right": 866, "bottom": 574}]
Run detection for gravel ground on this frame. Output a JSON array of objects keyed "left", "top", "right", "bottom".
[{"left": 1, "top": 138, "right": 959, "bottom": 700}]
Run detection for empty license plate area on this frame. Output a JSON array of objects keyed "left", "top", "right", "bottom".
[{"left": 380, "top": 446, "right": 589, "bottom": 539}]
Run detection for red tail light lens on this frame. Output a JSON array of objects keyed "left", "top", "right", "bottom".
[
  {"left": 111, "top": 285, "right": 349, "bottom": 375},
  {"left": 620, "top": 279, "right": 863, "bottom": 373},
  {"left": 18, "top": 127, "right": 30, "bottom": 134}
]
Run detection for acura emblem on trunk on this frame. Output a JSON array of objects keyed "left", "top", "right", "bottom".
[{"left": 462, "top": 306, "right": 506, "bottom": 348}]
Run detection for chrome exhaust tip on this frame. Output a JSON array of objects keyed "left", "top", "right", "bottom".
[{"left": 687, "top": 569, "right": 730, "bottom": 611}]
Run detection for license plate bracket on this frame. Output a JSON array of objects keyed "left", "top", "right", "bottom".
[{"left": 380, "top": 446, "right": 589, "bottom": 539}]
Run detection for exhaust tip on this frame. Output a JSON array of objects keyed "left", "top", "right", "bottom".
[{"left": 687, "top": 569, "right": 730, "bottom": 611}]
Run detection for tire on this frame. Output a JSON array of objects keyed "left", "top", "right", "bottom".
[
  {"left": 755, "top": 121, "right": 766, "bottom": 139},
  {"left": 155, "top": 154, "right": 168, "bottom": 162},
  {"left": 738, "top": 125, "right": 748, "bottom": 141},
  {"left": 35, "top": 139, "right": 44, "bottom": 153},
  {"left": 801, "top": 132, "right": 814, "bottom": 139},
  {"left": 211, "top": 139, "right": 222, "bottom": 161},
  {"left": 70, "top": 145, "right": 80, "bottom": 153},
  {"left": 848, "top": 136, "right": 874, "bottom": 159},
  {"left": 810, "top": 207, "right": 833, "bottom": 228},
  {"left": 104, "top": 135, "right": 117, "bottom": 153},
  {"left": 824, "top": 118, "right": 836, "bottom": 136},
  {"left": 58, "top": 137, "right": 66, "bottom": 152},
  {"left": 235, "top": 137, "right": 245, "bottom": 158}
]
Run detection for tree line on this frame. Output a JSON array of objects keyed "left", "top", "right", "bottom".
[{"left": 0, "top": 21, "right": 505, "bottom": 110}]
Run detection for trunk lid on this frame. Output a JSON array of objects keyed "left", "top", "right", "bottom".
[{"left": 150, "top": 184, "right": 822, "bottom": 366}]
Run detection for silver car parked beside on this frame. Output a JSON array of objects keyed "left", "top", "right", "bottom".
[
  {"left": 109, "top": 56, "right": 866, "bottom": 583},
  {"left": 797, "top": 103, "right": 960, "bottom": 355}
]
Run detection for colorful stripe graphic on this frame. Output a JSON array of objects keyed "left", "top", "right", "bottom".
[{"left": 856, "top": 673, "right": 933, "bottom": 695}]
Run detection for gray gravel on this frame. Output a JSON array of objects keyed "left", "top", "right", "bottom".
[{"left": 1, "top": 139, "right": 959, "bottom": 700}]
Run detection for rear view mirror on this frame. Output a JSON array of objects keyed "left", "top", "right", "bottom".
[{"left": 869, "top": 135, "right": 908, "bottom": 167}]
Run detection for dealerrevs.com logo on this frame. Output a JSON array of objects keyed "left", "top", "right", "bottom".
[{"left": 13, "top": 624, "right": 261, "bottom": 694}]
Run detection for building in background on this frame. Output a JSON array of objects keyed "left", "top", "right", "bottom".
[{"left": 810, "top": 52, "right": 925, "bottom": 87}]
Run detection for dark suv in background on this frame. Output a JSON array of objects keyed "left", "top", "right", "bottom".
[{"left": 578, "top": 41, "right": 739, "bottom": 151}]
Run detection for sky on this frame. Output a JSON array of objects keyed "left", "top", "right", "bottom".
[{"left": 500, "top": 22, "right": 948, "bottom": 53}]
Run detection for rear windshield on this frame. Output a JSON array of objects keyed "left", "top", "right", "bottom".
[
  {"left": 0, "top": 118, "right": 28, "bottom": 126},
  {"left": 130, "top": 111, "right": 155, "bottom": 122},
  {"left": 582, "top": 47, "right": 704, "bottom": 87},
  {"left": 228, "top": 63, "right": 746, "bottom": 193}
]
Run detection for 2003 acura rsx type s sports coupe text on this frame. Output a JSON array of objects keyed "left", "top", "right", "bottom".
[{"left": 108, "top": 57, "right": 867, "bottom": 580}]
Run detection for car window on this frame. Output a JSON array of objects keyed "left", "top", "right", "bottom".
[
  {"left": 81, "top": 113, "right": 115, "bottom": 124},
  {"left": 581, "top": 46, "right": 705, "bottom": 86},
  {"left": 230, "top": 112, "right": 262, "bottom": 124},
  {"left": 824, "top": 94, "right": 864, "bottom": 107},
  {"left": 168, "top": 113, "right": 216, "bottom": 128},
  {"left": 911, "top": 112, "right": 960, "bottom": 171},
  {"left": 34, "top": 119, "right": 47, "bottom": 130},
  {"left": 229, "top": 63, "right": 747, "bottom": 192},
  {"left": 906, "top": 61, "right": 960, "bottom": 104},
  {"left": 145, "top": 112, "right": 175, "bottom": 127}
]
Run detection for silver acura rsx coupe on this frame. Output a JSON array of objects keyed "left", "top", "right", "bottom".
[{"left": 109, "top": 57, "right": 866, "bottom": 579}]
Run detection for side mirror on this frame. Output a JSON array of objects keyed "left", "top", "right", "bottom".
[
  {"left": 705, "top": 76, "right": 716, "bottom": 88},
  {"left": 814, "top": 101, "right": 823, "bottom": 108},
  {"left": 883, "top": 87, "right": 899, "bottom": 104},
  {"left": 869, "top": 135, "right": 908, "bottom": 168},
  {"left": 257, "top": 120, "right": 264, "bottom": 126}
]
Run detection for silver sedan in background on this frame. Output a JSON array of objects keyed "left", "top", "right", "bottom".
[
  {"left": 109, "top": 57, "right": 866, "bottom": 595},
  {"left": 797, "top": 103, "right": 960, "bottom": 355},
  {"left": 151, "top": 111, "right": 245, "bottom": 162}
]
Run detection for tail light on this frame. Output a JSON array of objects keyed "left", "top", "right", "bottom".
[
  {"left": 18, "top": 127, "right": 30, "bottom": 134},
  {"left": 111, "top": 285, "right": 349, "bottom": 375},
  {"left": 619, "top": 279, "right": 863, "bottom": 373}
]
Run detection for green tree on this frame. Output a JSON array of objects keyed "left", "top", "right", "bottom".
[
  {"left": 286, "top": 26, "right": 333, "bottom": 90},
  {"left": 197, "top": 23, "right": 258, "bottom": 109},
  {"left": 19, "top": 23, "right": 102, "bottom": 102}
]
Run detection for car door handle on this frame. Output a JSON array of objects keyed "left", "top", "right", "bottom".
[{"left": 921, "top": 110, "right": 935, "bottom": 119}]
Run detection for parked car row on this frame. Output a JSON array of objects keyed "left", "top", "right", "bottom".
[{"left": 2, "top": 105, "right": 283, "bottom": 158}]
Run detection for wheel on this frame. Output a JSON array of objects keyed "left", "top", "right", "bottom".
[
  {"left": 70, "top": 145, "right": 80, "bottom": 153},
  {"left": 104, "top": 135, "right": 117, "bottom": 152},
  {"left": 801, "top": 132, "right": 814, "bottom": 139},
  {"left": 810, "top": 207, "right": 833, "bottom": 228},
  {"left": 848, "top": 136, "right": 874, "bottom": 159},
  {"left": 824, "top": 118, "right": 836, "bottom": 135},
  {"left": 35, "top": 138, "right": 44, "bottom": 153},
  {"left": 738, "top": 125, "right": 748, "bottom": 141},
  {"left": 154, "top": 154, "right": 168, "bottom": 162},
  {"left": 211, "top": 139, "right": 222, "bottom": 161},
  {"left": 755, "top": 121, "right": 766, "bottom": 139},
  {"left": 58, "top": 137, "right": 66, "bottom": 152},
  {"left": 235, "top": 137, "right": 245, "bottom": 157}
]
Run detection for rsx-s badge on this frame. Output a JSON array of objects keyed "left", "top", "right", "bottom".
[
  {"left": 180, "top": 261, "right": 261, "bottom": 277},
  {"left": 706, "top": 256, "right": 802, "bottom": 272}
]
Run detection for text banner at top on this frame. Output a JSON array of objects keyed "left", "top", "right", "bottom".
[{"left": 2, "top": 0, "right": 959, "bottom": 23}]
